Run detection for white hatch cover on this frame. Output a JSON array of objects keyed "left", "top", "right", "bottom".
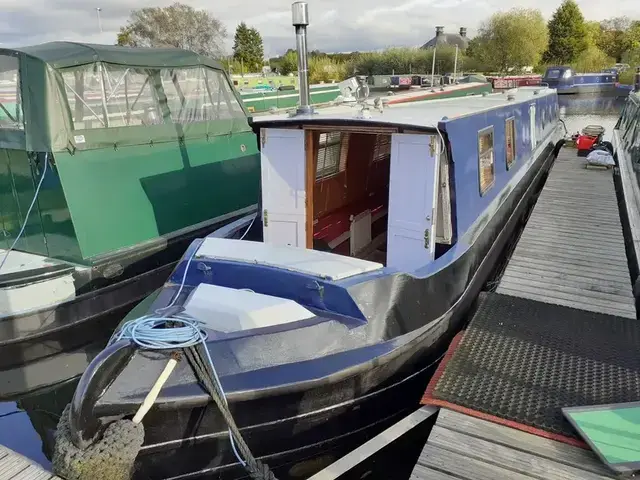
[
  {"left": 196, "top": 237, "right": 383, "bottom": 281},
  {"left": 184, "top": 283, "right": 315, "bottom": 333}
]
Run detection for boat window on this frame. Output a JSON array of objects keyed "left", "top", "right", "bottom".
[
  {"left": 61, "top": 63, "right": 245, "bottom": 130},
  {"left": 316, "top": 132, "right": 348, "bottom": 180},
  {"left": 562, "top": 69, "right": 573, "bottom": 79},
  {"left": 0, "top": 55, "right": 24, "bottom": 130},
  {"left": 546, "top": 69, "right": 561, "bottom": 79},
  {"left": 372, "top": 134, "right": 392, "bottom": 163},
  {"left": 506, "top": 118, "right": 516, "bottom": 170},
  {"left": 478, "top": 126, "right": 495, "bottom": 195}
]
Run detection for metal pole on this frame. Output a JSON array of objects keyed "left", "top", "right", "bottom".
[
  {"left": 453, "top": 45, "right": 458, "bottom": 80},
  {"left": 431, "top": 45, "right": 437, "bottom": 87},
  {"left": 98, "top": 62, "right": 110, "bottom": 127},
  {"left": 292, "top": 2, "right": 312, "bottom": 114},
  {"left": 96, "top": 7, "right": 102, "bottom": 33}
]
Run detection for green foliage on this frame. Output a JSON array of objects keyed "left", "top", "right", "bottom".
[
  {"left": 597, "top": 17, "right": 640, "bottom": 62},
  {"left": 232, "top": 22, "right": 265, "bottom": 73},
  {"left": 584, "top": 21, "right": 603, "bottom": 48},
  {"left": 279, "top": 50, "right": 299, "bottom": 76},
  {"left": 115, "top": 2, "right": 227, "bottom": 57},
  {"left": 544, "top": 0, "right": 587, "bottom": 64},
  {"left": 309, "top": 57, "right": 348, "bottom": 83},
  {"left": 349, "top": 46, "right": 469, "bottom": 76},
  {"left": 472, "top": 8, "right": 548, "bottom": 72},
  {"left": 619, "top": 69, "right": 636, "bottom": 85},
  {"left": 571, "top": 46, "right": 613, "bottom": 73}
]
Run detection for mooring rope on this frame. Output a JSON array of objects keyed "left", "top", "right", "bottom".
[{"left": 110, "top": 214, "right": 276, "bottom": 479}]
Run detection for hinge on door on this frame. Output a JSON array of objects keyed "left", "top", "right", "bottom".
[
  {"left": 263, "top": 209, "right": 268, "bottom": 227},
  {"left": 260, "top": 130, "right": 266, "bottom": 148},
  {"left": 424, "top": 229, "right": 430, "bottom": 248}
]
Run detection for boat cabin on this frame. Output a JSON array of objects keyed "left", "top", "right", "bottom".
[
  {"left": 253, "top": 86, "right": 559, "bottom": 272},
  {"left": 543, "top": 66, "right": 618, "bottom": 94},
  {"left": 0, "top": 42, "right": 258, "bottom": 265}
]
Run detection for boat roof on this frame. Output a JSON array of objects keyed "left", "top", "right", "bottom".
[
  {"left": 0, "top": 42, "right": 224, "bottom": 71},
  {"left": 253, "top": 86, "right": 555, "bottom": 130}
]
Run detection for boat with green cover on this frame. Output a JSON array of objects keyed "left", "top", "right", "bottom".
[
  {"left": 240, "top": 83, "right": 341, "bottom": 112},
  {"left": 0, "top": 42, "right": 260, "bottom": 398}
]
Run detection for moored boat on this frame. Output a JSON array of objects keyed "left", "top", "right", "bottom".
[
  {"left": 0, "top": 43, "right": 260, "bottom": 394},
  {"left": 61, "top": 5, "right": 565, "bottom": 479},
  {"left": 542, "top": 66, "right": 619, "bottom": 95}
]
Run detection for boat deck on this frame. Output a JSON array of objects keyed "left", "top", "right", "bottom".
[
  {"left": 0, "top": 444, "right": 60, "bottom": 479},
  {"left": 411, "top": 409, "right": 616, "bottom": 479},
  {"left": 495, "top": 148, "right": 636, "bottom": 318}
]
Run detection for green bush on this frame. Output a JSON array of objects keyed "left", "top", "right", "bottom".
[
  {"left": 570, "top": 46, "right": 613, "bottom": 73},
  {"left": 309, "top": 56, "right": 348, "bottom": 83}
]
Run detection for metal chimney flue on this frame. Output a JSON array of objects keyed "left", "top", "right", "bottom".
[{"left": 292, "top": 2, "right": 313, "bottom": 115}]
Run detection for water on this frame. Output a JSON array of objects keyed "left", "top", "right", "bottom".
[{"left": 0, "top": 93, "right": 629, "bottom": 473}]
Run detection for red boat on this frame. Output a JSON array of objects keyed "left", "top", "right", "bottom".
[{"left": 487, "top": 75, "right": 542, "bottom": 90}]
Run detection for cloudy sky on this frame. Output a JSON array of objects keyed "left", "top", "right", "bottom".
[{"left": 1, "top": 0, "right": 640, "bottom": 57}]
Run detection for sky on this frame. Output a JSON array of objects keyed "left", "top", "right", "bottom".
[{"left": 1, "top": 0, "right": 640, "bottom": 57}]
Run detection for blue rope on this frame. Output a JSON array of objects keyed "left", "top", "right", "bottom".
[
  {"left": 110, "top": 220, "right": 257, "bottom": 468},
  {"left": 0, "top": 153, "right": 49, "bottom": 272}
]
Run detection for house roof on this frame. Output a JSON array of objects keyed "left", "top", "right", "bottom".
[{"left": 421, "top": 33, "right": 469, "bottom": 50}]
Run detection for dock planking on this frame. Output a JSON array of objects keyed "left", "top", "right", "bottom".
[
  {"left": 411, "top": 409, "right": 617, "bottom": 480},
  {"left": 0, "top": 444, "right": 60, "bottom": 480},
  {"left": 496, "top": 148, "right": 636, "bottom": 319}
]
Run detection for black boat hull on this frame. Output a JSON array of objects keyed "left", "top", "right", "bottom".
[{"left": 0, "top": 211, "right": 255, "bottom": 399}]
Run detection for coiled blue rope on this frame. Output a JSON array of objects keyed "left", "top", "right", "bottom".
[{"left": 110, "top": 218, "right": 257, "bottom": 468}]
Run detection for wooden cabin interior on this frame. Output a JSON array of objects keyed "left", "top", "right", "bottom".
[
  {"left": 310, "top": 128, "right": 393, "bottom": 264},
  {"left": 260, "top": 125, "right": 453, "bottom": 271}
]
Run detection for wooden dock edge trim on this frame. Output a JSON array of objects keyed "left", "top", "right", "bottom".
[
  {"left": 307, "top": 406, "right": 438, "bottom": 480},
  {"left": 422, "top": 399, "right": 587, "bottom": 449}
]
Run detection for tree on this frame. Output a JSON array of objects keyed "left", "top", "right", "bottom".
[
  {"left": 232, "top": 23, "right": 265, "bottom": 73},
  {"left": 279, "top": 50, "right": 299, "bottom": 76},
  {"left": 584, "top": 21, "right": 603, "bottom": 48},
  {"left": 597, "top": 17, "right": 640, "bottom": 62},
  {"left": 472, "top": 9, "right": 548, "bottom": 73},
  {"left": 116, "top": 3, "right": 227, "bottom": 57},
  {"left": 544, "top": 0, "right": 587, "bottom": 64}
]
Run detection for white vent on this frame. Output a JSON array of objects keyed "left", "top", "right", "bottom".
[{"left": 184, "top": 284, "right": 315, "bottom": 333}]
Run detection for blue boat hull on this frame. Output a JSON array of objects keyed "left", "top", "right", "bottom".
[{"left": 66, "top": 133, "right": 562, "bottom": 479}]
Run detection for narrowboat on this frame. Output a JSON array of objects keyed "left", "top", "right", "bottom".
[
  {"left": 487, "top": 75, "right": 542, "bottom": 90},
  {"left": 542, "top": 66, "right": 619, "bottom": 94},
  {"left": 61, "top": 5, "right": 565, "bottom": 479},
  {"left": 0, "top": 43, "right": 260, "bottom": 396},
  {"left": 240, "top": 83, "right": 341, "bottom": 113}
]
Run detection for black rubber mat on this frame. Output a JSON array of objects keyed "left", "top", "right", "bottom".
[{"left": 432, "top": 292, "right": 640, "bottom": 439}]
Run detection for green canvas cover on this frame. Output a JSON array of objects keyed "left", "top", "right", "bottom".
[
  {"left": 0, "top": 43, "right": 260, "bottom": 263},
  {"left": 0, "top": 42, "right": 250, "bottom": 153}
]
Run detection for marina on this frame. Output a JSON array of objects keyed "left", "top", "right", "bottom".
[{"left": 1, "top": 1, "right": 640, "bottom": 480}]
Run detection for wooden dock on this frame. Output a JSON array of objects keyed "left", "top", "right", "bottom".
[
  {"left": 0, "top": 444, "right": 60, "bottom": 479},
  {"left": 496, "top": 148, "right": 636, "bottom": 319},
  {"left": 411, "top": 409, "right": 616, "bottom": 479}
]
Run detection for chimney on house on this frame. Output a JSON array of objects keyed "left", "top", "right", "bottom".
[
  {"left": 459, "top": 27, "right": 467, "bottom": 37},
  {"left": 435, "top": 26, "right": 444, "bottom": 37}
]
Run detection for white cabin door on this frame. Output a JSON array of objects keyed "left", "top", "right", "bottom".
[
  {"left": 260, "top": 128, "right": 307, "bottom": 247},
  {"left": 387, "top": 134, "right": 440, "bottom": 271},
  {"left": 529, "top": 104, "right": 537, "bottom": 149}
]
